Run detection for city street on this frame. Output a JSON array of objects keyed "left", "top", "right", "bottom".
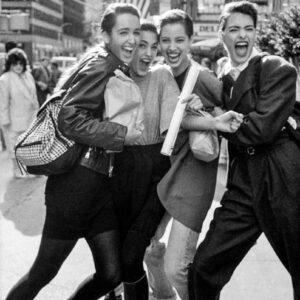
[{"left": 0, "top": 149, "right": 293, "bottom": 300}]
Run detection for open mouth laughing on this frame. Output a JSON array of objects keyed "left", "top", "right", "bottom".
[
  {"left": 166, "top": 52, "right": 181, "bottom": 64},
  {"left": 123, "top": 45, "right": 135, "bottom": 59},
  {"left": 235, "top": 41, "right": 249, "bottom": 57},
  {"left": 140, "top": 57, "right": 151, "bottom": 69}
]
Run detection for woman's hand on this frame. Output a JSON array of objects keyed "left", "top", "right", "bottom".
[
  {"left": 181, "top": 93, "right": 203, "bottom": 112},
  {"left": 124, "top": 110, "right": 142, "bottom": 145},
  {"left": 214, "top": 111, "right": 244, "bottom": 133}
]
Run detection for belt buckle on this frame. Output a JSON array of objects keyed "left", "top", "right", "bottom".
[{"left": 246, "top": 146, "right": 255, "bottom": 155}]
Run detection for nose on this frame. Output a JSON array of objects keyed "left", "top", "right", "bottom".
[
  {"left": 168, "top": 40, "right": 177, "bottom": 51},
  {"left": 128, "top": 32, "right": 136, "bottom": 44},
  {"left": 239, "top": 29, "right": 246, "bottom": 38},
  {"left": 145, "top": 46, "right": 151, "bottom": 56}
]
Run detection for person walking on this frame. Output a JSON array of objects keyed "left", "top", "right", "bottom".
[
  {"left": 0, "top": 48, "right": 39, "bottom": 178},
  {"left": 32, "top": 57, "right": 51, "bottom": 106},
  {"left": 5, "top": 3, "right": 141, "bottom": 300},
  {"left": 188, "top": 1, "right": 300, "bottom": 300}
]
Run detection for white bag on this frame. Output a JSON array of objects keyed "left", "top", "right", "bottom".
[{"left": 189, "top": 111, "right": 219, "bottom": 162}]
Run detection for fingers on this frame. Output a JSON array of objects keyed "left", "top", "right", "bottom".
[
  {"left": 224, "top": 111, "right": 244, "bottom": 124},
  {"left": 182, "top": 93, "right": 203, "bottom": 111}
]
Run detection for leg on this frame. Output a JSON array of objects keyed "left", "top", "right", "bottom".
[
  {"left": 68, "top": 230, "right": 122, "bottom": 300},
  {"left": 5, "top": 236, "right": 76, "bottom": 300},
  {"left": 256, "top": 141, "right": 300, "bottom": 297},
  {"left": 164, "top": 219, "right": 199, "bottom": 300},
  {"left": 145, "top": 213, "right": 177, "bottom": 300},
  {"left": 189, "top": 189, "right": 262, "bottom": 300},
  {"left": 122, "top": 230, "right": 150, "bottom": 300}
]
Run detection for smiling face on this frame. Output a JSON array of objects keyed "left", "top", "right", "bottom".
[
  {"left": 159, "top": 22, "right": 191, "bottom": 76},
  {"left": 103, "top": 13, "right": 141, "bottom": 64},
  {"left": 220, "top": 12, "right": 256, "bottom": 67},
  {"left": 130, "top": 30, "right": 158, "bottom": 76}
]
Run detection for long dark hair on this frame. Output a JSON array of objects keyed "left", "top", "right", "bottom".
[{"left": 4, "top": 48, "right": 28, "bottom": 73}]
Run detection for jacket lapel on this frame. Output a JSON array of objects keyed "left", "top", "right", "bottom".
[{"left": 224, "top": 56, "right": 262, "bottom": 111}]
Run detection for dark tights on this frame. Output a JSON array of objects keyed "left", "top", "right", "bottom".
[{"left": 6, "top": 230, "right": 121, "bottom": 300}]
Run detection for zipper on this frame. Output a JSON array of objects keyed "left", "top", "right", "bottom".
[{"left": 108, "top": 153, "right": 114, "bottom": 178}]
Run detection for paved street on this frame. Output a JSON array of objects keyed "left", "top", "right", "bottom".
[{"left": 0, "top": 149, "right": 293, "bottom": 300}]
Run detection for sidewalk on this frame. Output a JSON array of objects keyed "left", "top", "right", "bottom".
[{"left": 0, "top": 150, "right": 293, "bottom": 300}]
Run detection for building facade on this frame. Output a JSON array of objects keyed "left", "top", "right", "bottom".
[{"left": 0, "top": 0, "right": 85, "bottom": 65}]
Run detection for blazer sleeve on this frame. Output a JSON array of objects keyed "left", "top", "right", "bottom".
[
  {"left": 193, "top": 69, "right": 223, "bottom": 109},
  {"left": 227, "top": 57, "right": 297, "bottom": 145},
  {"left": 0, "top": 75, "right": 11, "bottom": 126},
  {"left": 58, "top": 55, "right": 127, "bottom": 152}
]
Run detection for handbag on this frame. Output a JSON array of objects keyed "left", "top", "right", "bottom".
[
  {"left": 15, "top": 90, "right": 83, "bottom": 175},
  {"left": 188, "top": 110, "right": 220, "bottom": 162}
]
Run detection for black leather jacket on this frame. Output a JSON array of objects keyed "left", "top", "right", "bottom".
[{"left": 58, "top": 46, "right": 129, "bottom": 176}]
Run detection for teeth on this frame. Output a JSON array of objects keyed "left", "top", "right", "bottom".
[
  {"left": 124, "top": 46, "right": 133, "bottom": 51},
  {"left": 141, "top": 58, "right": 150, "bottom": 63}
]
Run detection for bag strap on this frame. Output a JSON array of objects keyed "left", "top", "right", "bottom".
[{"left": 39, "top": 52, "right": 99, "bottom": 111}]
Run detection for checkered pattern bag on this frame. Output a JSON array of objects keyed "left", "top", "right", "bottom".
[{"left": 15, "top": 90, "right": 83, "bottom": 175}]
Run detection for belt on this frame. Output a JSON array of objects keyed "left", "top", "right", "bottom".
[
  {"left": 235, "top": 145, "right": 268, "bottom": 156},
  {"left": 235, "top": 130, "right": 290, "bottom": 156}
]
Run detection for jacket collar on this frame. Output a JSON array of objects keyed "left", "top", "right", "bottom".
[
  {"left": 103, "top": 45, "right": 130, "bottom": 76},
  {"left": 223, "top": 53, "right": 264, "bottom": 110},
  {"left": 223, "top": 48, "right": 259, "bottom": 80}
]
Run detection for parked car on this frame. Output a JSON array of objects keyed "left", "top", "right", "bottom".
[{"left": 51, "top": 56, "right": 77, "bottom": 72}]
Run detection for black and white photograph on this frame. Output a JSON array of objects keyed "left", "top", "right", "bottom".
[{"left": 0, "top": 0, "right": 300, "bottom": 299}]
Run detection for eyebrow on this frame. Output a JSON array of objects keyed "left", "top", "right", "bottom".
[
  {"left": 116, "top": 27, "right": 140, "bottom": 32},
  {"left": 227, "top": 24, "right": 255, "bottom": 29}
]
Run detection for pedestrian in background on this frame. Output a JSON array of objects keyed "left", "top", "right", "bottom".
[
  {"left": 32, "top": 57, "right": 51, "bottom": 106},
  {"left": 0, "top": 48, "right": 39, "bottom": 178},
  {"left": 49, "top": 61, "right": 62, "bottom": 93},
  {"left": 200, "top": 57, "right": 212, "bottom": 71},
  {"left": 189, "top": 1, "right": 300, "bottom": 299},
  {"left": 5, "top": 3, "right": 141, "bottom": 300}
]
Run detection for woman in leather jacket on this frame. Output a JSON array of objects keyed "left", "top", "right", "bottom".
[{"left": 5, "top": 3, "right": 141, "bottom": 300}]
